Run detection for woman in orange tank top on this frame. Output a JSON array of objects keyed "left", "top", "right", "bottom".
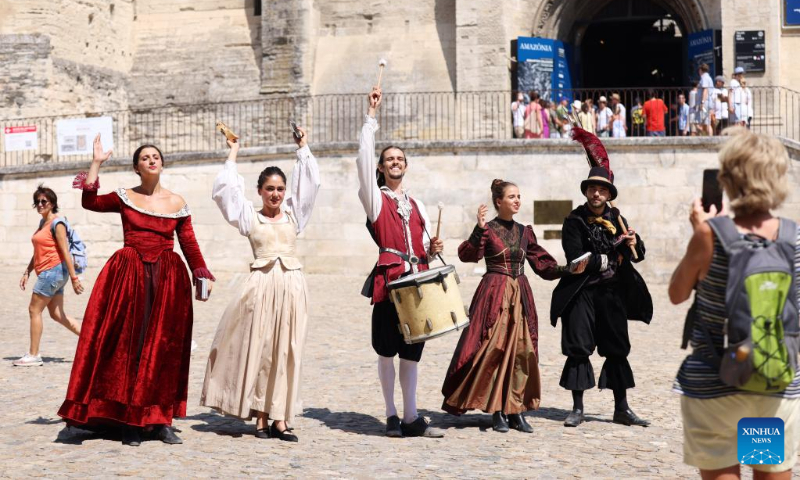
[{"left": 15, "top": 186, "right": 83, "bottom": 367}]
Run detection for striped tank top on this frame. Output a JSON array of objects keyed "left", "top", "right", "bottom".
[{"left": 673, "top": 224, "right": 800, "bottom": 399}]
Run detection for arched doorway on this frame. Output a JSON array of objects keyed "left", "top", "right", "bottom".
[
  {"left": 579, "top": 1, "right": 684, "bottom": 88},
  {"left": 532, "top": 0, "right": 708, "bottom": 88}
]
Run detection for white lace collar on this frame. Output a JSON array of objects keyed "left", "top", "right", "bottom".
[{"left": 115, "top": 188, "right": 191, "bottom": 219}]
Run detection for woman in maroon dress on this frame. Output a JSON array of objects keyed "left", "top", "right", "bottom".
[
  {"left": 58, "top": 135, "right": 215, "bottom": 446},
  {"left": 441, "top": 179, "right": 587, "bottom": 433}
]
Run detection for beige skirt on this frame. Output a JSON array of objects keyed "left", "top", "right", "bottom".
[{"left": 200, "top": 261, "right": 308, "bottom": 421}]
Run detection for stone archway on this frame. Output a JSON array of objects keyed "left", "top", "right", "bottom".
[{"left": 533, "top": 0, "right": 708, "bottom": 41}]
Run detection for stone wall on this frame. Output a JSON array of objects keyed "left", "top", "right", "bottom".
[{"left": 2, "top": 139, "right": 798, "bottom": 285}]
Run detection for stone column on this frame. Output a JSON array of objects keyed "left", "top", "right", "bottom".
[{"left": 260, "top": 0, "right": 314, "bottom": 96}]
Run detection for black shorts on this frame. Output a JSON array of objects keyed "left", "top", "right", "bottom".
[{"left": 371, "top": 300, "right": 425, "bottom": 362}]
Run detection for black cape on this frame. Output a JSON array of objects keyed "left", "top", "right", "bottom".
[{"left": 549, "top": 204, "right": 653, "bottom": 327}]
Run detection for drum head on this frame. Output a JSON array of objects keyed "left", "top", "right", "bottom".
[{"left": 387, "top": 264, "right": 456, "bottom": 289}]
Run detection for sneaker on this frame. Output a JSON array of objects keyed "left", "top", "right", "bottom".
[
  {"left": 386, "top": 415, "right": 402, "bottom": 438},
  {"left": 13, "top": 353, "right": 43, "bottom": 367}
]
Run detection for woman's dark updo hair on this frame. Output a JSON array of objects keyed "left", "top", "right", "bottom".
[
  {"left": 32, "top": 184, "right": 59, "bottom": 213},
  {"left": 376, "top": 145, "right": 407, "bottom": 187},
  {"left": 257, "top": 166, "right": 287, "bottom": 189},
  {"left": 490, "top": 178, "right": 517, "bottom": 211},
  {"left": 132, "top": 144, "right": 165, "bottom": 176}
]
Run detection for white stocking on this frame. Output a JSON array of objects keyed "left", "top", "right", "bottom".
[
  {"left": 377, "top": 356, "right": 397, "bottom": 418},
  {"left": 399, "top": 359, "right": 419, "bottom": 423}
]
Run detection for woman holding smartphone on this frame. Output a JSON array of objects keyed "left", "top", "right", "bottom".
[
  {"left": 441, "top": 179, "right": 588, "bottom": 433},
  {"left": 58, "top": 135, "right": 215, "bottom": 446},
  {"left": 200, "top": 127, "right": 320, "bottom": 442},
  {"left": 15, "top": 186, "right": 83, "bottom": 367}
]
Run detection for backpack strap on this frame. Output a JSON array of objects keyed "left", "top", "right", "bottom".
[
  {"left": 777, "top": 218, "right": 798, "bottom": 246},
  {"left": 49, "top": 217, "right": 68, "bottom": 239},
  {"left": 706, "top": 216, "right": 741, "bottom": 253}
]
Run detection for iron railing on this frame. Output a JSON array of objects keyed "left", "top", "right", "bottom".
[{"left": 1, "top": 87, "right": 798, "bottom": 169}]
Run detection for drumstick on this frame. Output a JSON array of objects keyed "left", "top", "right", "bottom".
[
  {"left": 377, "top": 59, "right": 387, "bottom": 89},
  {"left": 435, "top": 202, "right": 444, "bottom": 238}
]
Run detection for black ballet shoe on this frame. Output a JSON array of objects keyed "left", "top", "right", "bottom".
[
  {"left": 385, "top": 415, "right": 402, "bottom": 438},
  {"left": 507, "top": 413, "right": 534, "bottom": 433},
  {"left": 612, "top": 408, "right": 650, "bottom": 427},
  {"left": 492, "top": 411, "right": 509, "bottom": 433},
  {"left": 563, "top": 409, "right": 584, "bottom": 428},
  {"left": 270, "top": 423, "right": 299, "bottom": 442},
  {"left": 154, "top": 425, "right": 183, "bottom": 444},
  {"left": 255, "top": 426, "right": 271, "bottom": 439},
  {"left": 122, "top": 427, "right": 142, "bottom": 447}
]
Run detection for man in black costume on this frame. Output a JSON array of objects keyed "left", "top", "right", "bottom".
[{"left": 550, "top": 166, "right": 653, "bottom": 428}]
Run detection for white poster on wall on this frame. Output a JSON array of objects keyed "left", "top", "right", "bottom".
[
  {"left": 56, "top": 117, "right": 114, "bottom": 156},
  {"left": 3, "top": 126, "right": 38, "bottom": 152}
]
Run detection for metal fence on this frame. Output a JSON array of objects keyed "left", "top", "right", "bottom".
[{"left": 2, "top": 87, "right": 798, "bottom": 169}]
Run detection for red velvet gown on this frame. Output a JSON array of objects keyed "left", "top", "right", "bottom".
[
  {"left": 58, "top": 181, "right": 213, "bottom": 428},
  {"left": 442, "top": 218, "right": 563, "bottom": 415}
]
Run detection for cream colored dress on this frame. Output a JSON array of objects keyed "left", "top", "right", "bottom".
[{"left": 200, "top": 146, "right": 320, "bottom": 421}]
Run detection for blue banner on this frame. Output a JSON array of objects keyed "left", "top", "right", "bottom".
[
  {"left": 687, "top": 29, "right": 715, "bottom": 83},
  {"left": 786, "top": 0, "right": 800, "bottom": 26},
  {"left": 517, "top": 37, "right": 572, "bottom": 101}
]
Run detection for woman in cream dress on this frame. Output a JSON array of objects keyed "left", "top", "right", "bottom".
[{"left": 201, "top": 129, "right": 320, "bottom": 442}]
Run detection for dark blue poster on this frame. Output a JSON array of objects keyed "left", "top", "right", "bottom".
[
  {"left": 688, "top": 30, "right": 715, "bottom": 83},
  {"left": 786, "top": 0, "right": 800, "bottom": 26},
  {"left": 517, "top": 37, "right": 573, "bottom": 101}
]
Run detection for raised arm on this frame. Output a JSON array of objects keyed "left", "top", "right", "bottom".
[
  {"left": 357, "top": 87, "right": 383, "bottom": 223},
  {"left": 458, "top": 205, "right": 489, "bottom": 263},
  {"left": 74, "top": 133, "right": 120, "bottom": 212},
  {"left": 286, "top": 126, "right": 321, "bottom": 234},
  {"left": 211, "top": 139, "right": 255, "bottom": 237}
]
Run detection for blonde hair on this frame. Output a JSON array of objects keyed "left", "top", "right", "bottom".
[{"left": 717, "top": 127, "right": 791, "bottom": 216}]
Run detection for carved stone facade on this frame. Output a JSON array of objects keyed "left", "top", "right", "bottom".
[{"left": 0, "top": 0, "right": 797, "bottom": 119}]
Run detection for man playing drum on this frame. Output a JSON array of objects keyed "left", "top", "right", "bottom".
[{"left": 357, "top": 86, "right": 445, "bottom": 438}]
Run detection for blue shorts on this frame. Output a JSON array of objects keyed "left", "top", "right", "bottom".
[{"left": 33, "top": 263, "right": 68, "bottom": 297}]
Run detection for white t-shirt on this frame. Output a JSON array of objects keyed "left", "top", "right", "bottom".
[
  {"left": 512, "top": 102, "right": 525, "bottom": 127},
  {"left": 612, "top": 104, "right": 626, "bottom": 138},
  {"left": 698, "top": 73, "right": 714, "bottom": 109},
  {"left": 729, "top": 79, "right": 744, "bottom": 122},
  {"left": 714, "top": 88, "right": 728, "bottom": 120},
  {"left": 596, "top": 107, "right": 613, "bottom": 132}
]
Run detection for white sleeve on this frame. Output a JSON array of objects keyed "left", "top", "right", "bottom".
[
  {"left": 415, "top": 197, "right": 433, "bottom": 253},
  {"left": 357, "top": 115, "right": 382, "bottom": 223},
  {"left": 286, "top": 145, "right": 321, "bottom": 234},
  {"left": 212, "top": 160, "right": 255, "bottom": 237}
]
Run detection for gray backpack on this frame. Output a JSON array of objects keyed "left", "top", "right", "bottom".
[{"left": 706, "top": 216, "right": 799, "bottom": 393}]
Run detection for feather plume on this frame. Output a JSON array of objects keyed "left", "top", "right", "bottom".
[{"left": 570, "top": 126, "right": 613, "bottom": 179}]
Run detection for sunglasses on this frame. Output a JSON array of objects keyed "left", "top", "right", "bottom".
[{"left": 33, "top": 199, "right": 50, "bottom": 207}]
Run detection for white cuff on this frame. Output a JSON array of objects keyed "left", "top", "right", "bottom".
[
  {"left": 364, "top": 115, "right": 379, "bottom": 130},
  {"left": 599, "top": 254, "right": 609, "bottom": 272}
]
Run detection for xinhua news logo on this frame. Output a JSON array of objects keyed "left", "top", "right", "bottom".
[{"left": 738, "top": 417, "right": 785, "bottom": 466}]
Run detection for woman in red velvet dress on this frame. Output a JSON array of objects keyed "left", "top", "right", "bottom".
[
  {"left": 58, "top": 135, "right": 215, "bottom": 446},
  {"left": 441, "top": 179, "right": 587, "bottom": 433}
]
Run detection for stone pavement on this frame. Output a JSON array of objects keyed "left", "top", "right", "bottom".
[{"left": 0, "top": 268, "right": 785, "bottom": 479}]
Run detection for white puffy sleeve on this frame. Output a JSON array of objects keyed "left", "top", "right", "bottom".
[
  {"left": 286, "top": 145, "right": 321, "bottom": 234},
  {"left": 357, "top": 115, "right": 383, "bottom": 223},
  {"left": 211, "top": 160, "right": 255, "bottom": 237}
]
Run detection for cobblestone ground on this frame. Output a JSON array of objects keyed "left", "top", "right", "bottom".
[{"left": 0, "top": 268, "right": 785, "bottom": 478}]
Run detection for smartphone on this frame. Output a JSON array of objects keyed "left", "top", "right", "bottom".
[
  {"left": 289, "top": 120, "right": 302, "bottom": 139},
  {"left": 701, "top": 169, "right": 723, "bottom": 213}
]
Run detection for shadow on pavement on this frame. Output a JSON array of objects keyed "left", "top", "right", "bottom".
[
  {"left": 54, "top": 426, "right": 105, "bottom": 445},
  {"left": 529, "top": 406, "right": 614, "bottom": 425},
  {"left": 417, "top": 409, "right": 488, "bottom": 431},
  {"left": 302, "top": 408, "right": 385, "bottom": 437},
  {"left": 26, "top": 416, "right": 63, "bottom": 425},
  {"left": 3, "top": 356, "right": 71, "bottom": 364},
  {"left": 186, "top": 412, "right": 253, "bottom": 438}
]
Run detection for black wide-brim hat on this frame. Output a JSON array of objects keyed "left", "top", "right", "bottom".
[{"left": 580, "top": 166, "right": 618, "bottom": 200}]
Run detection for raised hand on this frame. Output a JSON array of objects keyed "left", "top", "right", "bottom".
[
  {"left": 367, "top": 86, "right": 382, "bottom": 117},
  {"left": 92, "top": 134, "right": 113, "bottom": 164},
  {"left": 293, "top": 126, "right": 308, "bottom": 148},
  {"left": 477, "top": 204, "right": 488, "bottom": 229}
]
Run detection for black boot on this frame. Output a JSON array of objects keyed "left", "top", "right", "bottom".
[
  {"left": 154, "top": 425, "right": 183, "bottom": 444},
  {"left": 492, "top": 411, "right": 509, "bottom": 433},
  {"left": 507, "top": 414, "right": 534, "bottom": 433},
  {"left": 122, "top": 426, "right": 142, "bottom": 447},
  {"left": 612, "top": 408, "right": 650, "bottom": 427}
]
